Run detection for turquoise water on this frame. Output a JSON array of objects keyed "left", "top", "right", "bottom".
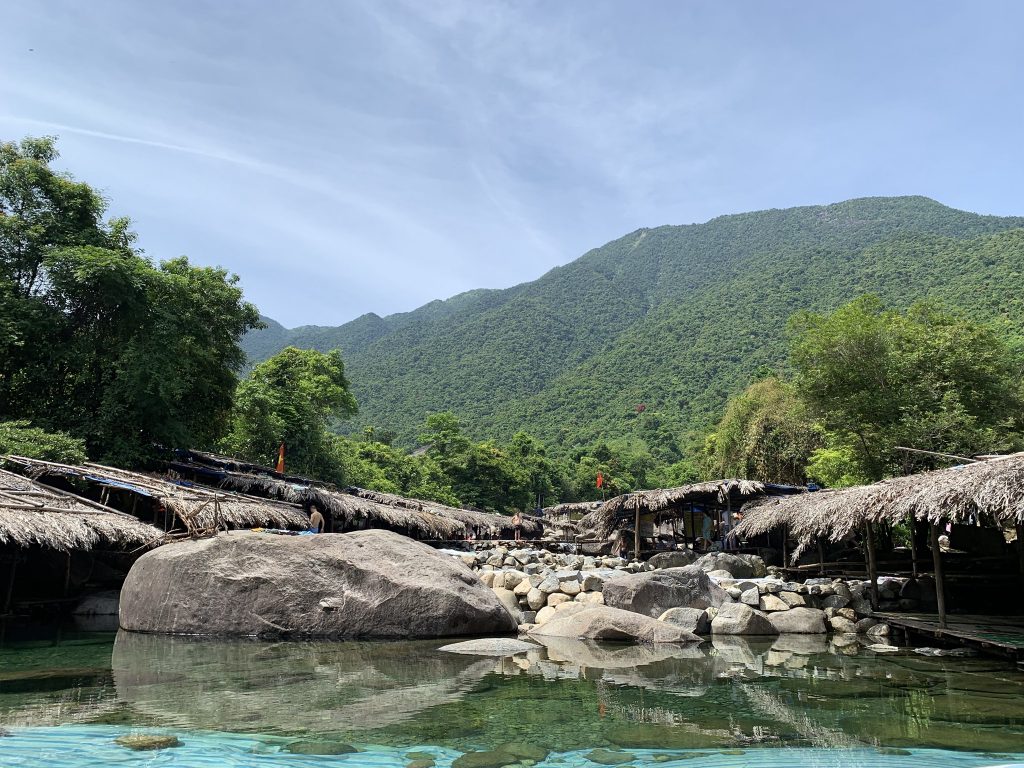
[{"left": 1, "top": 626, "right": 1023, "bottom": 767}]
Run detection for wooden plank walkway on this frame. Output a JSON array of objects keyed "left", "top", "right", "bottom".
[{"left": 877, "top": 612, "right": 1024, "bottom": 662}]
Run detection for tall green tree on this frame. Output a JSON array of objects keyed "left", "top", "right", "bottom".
[
  {"left": 222, "top": 347, "right": 357, "bottom": 476},
  {"left": 705, "top": 376, "right": 823, "bottom": 485},
  {"left": 0, "top": 136, "right": 260, "bottom": 462},
  {"left": 789, "top": 295, "right": 1023, "bottom": 479}
]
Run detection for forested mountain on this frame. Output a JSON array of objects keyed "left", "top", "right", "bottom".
[{"left": 243, "top": 197, "right": 1024, "bottom": 456}]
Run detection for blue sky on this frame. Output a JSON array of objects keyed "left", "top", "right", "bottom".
[{"left": 2, "top": 1, "right": 1022, "bottom": 327}]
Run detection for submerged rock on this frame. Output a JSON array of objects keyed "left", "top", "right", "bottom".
[
  {"left": 114, "top": 733, "right": 181, "bottom": 751},
  {"left": 437, "top": 638, "right": 538, "bottom": 656},
  {"left": 119, "top": 530, "right": 518, "bottom": 638},
  {"left": 286, "top": 740, "right": 358, "bottom": 755},
  {"left": 586, "top": 749, "right": 637, "bottom": 765}
]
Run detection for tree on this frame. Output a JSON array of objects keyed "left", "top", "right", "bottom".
[
  {"left": 222, "top": 347, "right": 357, "bottom": 476},
  {"left": 0, "top": 420, "right": 87, "bottom": 463},
  {"left": 789, "top": 295, "right": 1023, "bottom": 479},
  {"left": 0, "top": 137, "right": 260, "bottom": 462},
  {"left": 705, "top": 377, "right": 823, "bottom": 485}
]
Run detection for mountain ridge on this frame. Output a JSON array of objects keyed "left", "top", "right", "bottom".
[{"left": 243, "top": 196, "right": 1024, "bottom": 454}]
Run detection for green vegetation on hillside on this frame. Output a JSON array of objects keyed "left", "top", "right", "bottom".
[{"left": 245, "top": 198, "right": 1024, "bottom": 460}]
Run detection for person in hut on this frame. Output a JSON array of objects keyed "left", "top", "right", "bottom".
[
  {"left": 308, "top": 503, "right": 325, "bottom": 534},
  {"left": 512, "top": 511, "right": 523, "bottom": 542}
]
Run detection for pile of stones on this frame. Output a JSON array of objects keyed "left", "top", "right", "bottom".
[{"left": 451, "top": 545, "right": 938, "bottom": 644}]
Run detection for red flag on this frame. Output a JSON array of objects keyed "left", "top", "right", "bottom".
[
  {"left": 275, "top": 442, "right": 285, "bottom": 473},
  {"left": 596, "top": 472, "right": 603, "bottom": 489}
]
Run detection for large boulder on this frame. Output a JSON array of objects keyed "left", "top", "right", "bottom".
[
  {"left": 602, "top": 566, "right": 728, "bottom": 618},
  {"left": 694, "top": 552, "right": 766, "bottom": 579},
  {"left": 710, "top": 603, "right": 778, "bottom": 635},
  {"left": 647, "top": 551, "right": 696, "bottom": 570},
  {"left": 119, "top": 530, "right": 519, "bottom": 638},
  {"left": 658, "top": 607, "right": 711, "bottom": 635},
  {"left": 767, "top": 607, "right": 827, "bottom": 634},
  {"left": 529, "top": 605, "right": 700, "bottom": 644}
]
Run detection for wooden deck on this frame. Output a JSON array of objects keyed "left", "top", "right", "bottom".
[{"left": 877, "top": 612, "right": 1024, "bottom": 663}]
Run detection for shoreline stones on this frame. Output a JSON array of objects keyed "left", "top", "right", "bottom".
[{"left": 530, "top": 605, "right": 702, "bottom": 643}]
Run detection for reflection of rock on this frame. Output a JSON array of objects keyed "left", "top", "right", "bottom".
[
  {"left": 112, "top": 631, "right": 493, "bottom": 735},
  {"left": 771, "top": 634, "right": 829, "bottom": 655},
  {"left": 529, "top": 606, "right": 700, "bottom": 643},
  {"left": 532, "top": 636, "right": 701, "bottom": 669},
  {"left": 120, "top": 530, "right": 517, "bottom": 638}
]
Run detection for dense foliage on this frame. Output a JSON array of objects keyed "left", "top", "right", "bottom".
[
  {"left": 0, "top": 137, "right": 260, "bottom": 463},
  {"left": 245, "top": 197, "right": 1024, "bottom": 462},
  {"left": 0, "top": 420, "right": 87, "bottom": 464}
]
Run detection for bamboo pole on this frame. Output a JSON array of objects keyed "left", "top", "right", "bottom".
[
  {"left": 930, "top": 523, "right": 947, "bottom": 629},
  {"left": 633, "top": 507, "right": 640, "bottom": 562},
  {"left": 908, "top": 513, "right": 919, "bottom": 577},
  {"left": 817, "top": 539, "right": 826, "bottom": 576},
  {"left": 865, "top": 521, "right": 879, "bottom": 610}
]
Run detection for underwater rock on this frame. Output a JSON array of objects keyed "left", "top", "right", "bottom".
[
  {"left": 119, "top": 530, "right": 518, "bottom": 638},
  {"left": 114, "top": 733, "right": 181, "bottom": 751},
  {"left": 586, "top": 748, "right": 637, "bottom": 765},
  {"left": 286, "top": 740, "right": 358, "bottom": 755}
]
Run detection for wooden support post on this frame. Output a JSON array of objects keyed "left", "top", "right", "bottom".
[
  {"left": 782, "top": 526, "right": 788, "bottom": 566},
  {"left": 633, "top": 508, "right": 640, "bottom": 562},
  {"left": 63, "top": 552, "right": 72, "bottom": 597},
  {"left": 930, "top": 523, "right": 947, "bottom": 629},
  {"left": 865, "top": 521, "right": 879, "bottom": 610},
  {"left": 908, "top": 513, "right": 918, "bottom": 578},
  {"left": 817, "top": 539, "right": 826, "bottom": 576}
]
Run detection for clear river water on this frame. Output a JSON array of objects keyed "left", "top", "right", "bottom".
[{"left": 1, "top": 623, "right": 1022, "bottom": 767}]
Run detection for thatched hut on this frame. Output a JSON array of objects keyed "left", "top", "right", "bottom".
[
  {"left": 170, "top": 450, "right": 540, "bottom": 541},
  {"left": 5, "top": 456, "right": 310, "bottom": 534},
  {"left": 0, "top": 467, "right": 162, "bottom": 613},
  {"left": 577, "top": 479, "right": 802, "bottom": 556},
  {"left": 732, "top": 453, "right": 1024, "bottom": 624},
  {"left": 541, "top": 501, "right": 599, "bottom": 540}
]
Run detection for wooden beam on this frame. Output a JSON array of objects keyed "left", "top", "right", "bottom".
[
  {"left": 930, "top": 523, "right": 947, "bottom": 629},
  {"left": 633, "top": 507, "right": 640, "bottom": 561},
  {"left": 865, "top": 521, "right": 879, "bottom": 610}
]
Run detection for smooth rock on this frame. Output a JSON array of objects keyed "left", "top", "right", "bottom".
[
  {"left": 739, "top": 587, "right": 760, "bottom": 606},
  {"left": 492, "top": 588, "right": 522, "bottom": 622},
  {"left": 437, "top": 638, "right": 539, "bottom": 656},
  {"left": 526, "top": 588, "right": 546, "bottom": 611},
  {"left": 560, "top": 580, "right": 581, "bottom": 596},
  {"left": 829, "top": 616, "right": 857, "bottom": 633},
  {"left": 646, "top": 551, "right": 696, "bottom": 570},
  {"left": 694, "top": 552, "right": 766, "bottom": 579},
  {"left": 759, "top": 595, "right": 790, "bottom": 612},
  {"left": 115, "top": 734, "right": 181, "bottom": 751},
  {"left": 547, "top": 593, "right": 572, "bottom": 608},
  {"left": 119, "top": 530, "right": 519, "bottom": 638},
  {"left": 778, "top": 591, "right": 806, "bottom": 608},
  {"left": 710, "top": 603, "right": 778, "bottom": 635},
  {"left": 854, "top": 617, "right": 878, "bottom": 633},
  {"left": 530, "top": 605, "right": 701, "bottom": 643},
  {"left": 657, "top": 607, "right": 710, "bottom": 635},
  {"left": 602, "top": 566, "right": 728, "bottom": 618},
  {"left": 767, "top": 607, "right": 827, "bottom": 634}
]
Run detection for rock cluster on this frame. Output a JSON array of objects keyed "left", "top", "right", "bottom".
[{"left": 454, "top": 545, "right": 899, "bottom": 640}]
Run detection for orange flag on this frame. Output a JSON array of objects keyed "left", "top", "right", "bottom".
[
  {"left": 275, "top": 442, "right": 285, "bottom": 473},
  {"left": 596, "top": 471, "right": 603, "bottom": 489}
]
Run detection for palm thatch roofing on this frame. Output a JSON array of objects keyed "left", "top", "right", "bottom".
[
  {"left": 0, "top": 467, "right": 162, "bottom": 552},
  {"left": 578, "top": 479, "right": 773, "bottom": 539},
  {"left": 5, "top": 457, "right": 310, "bottom": 533},
  {"left": 733, "top": 452, "right": 1024, "bottom": 560}
]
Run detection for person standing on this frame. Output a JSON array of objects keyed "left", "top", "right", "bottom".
[{"left": 512, "top": 511, "right": 523, "bottom": 542}]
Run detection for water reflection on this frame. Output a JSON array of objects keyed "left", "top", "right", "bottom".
[{"left": 2, "top": 629, "right": 1024, "bottom": 754}]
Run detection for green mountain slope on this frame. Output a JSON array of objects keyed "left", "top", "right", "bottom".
[{"left": 243, "top": 197, "right": 1024, "bottom": 453}]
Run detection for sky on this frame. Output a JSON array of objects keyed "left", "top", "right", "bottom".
[{"left": 2, "top": 1, "right": 1023, "bottom": 327}]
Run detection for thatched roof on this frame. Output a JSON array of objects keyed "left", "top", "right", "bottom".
[
  {"left": 544, "top": 501, "right": 603, "bottom": 519},
  {"left": 578, "top": 479, "right": 770, "bottom": 539},
  {"left": 5, "top": 457, "right": 310, "bottom": 533},
  {"left": 0, "top": 467, "right": 162, "bottom": 552},
  {"left": 733, "top": 452, "right": 1024, "bottom": 560}
]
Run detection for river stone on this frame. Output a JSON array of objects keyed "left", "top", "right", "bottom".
[
  {"left": 710, "top": 603, "right": 778, "bottom": 635},
  {"left": 526, "top": 588, "right": 546, "bottom": 611},
  {"left": 647, "top": 551, "right": 696, "bottom": 569},
  {"left": 530, "top": 605, "right": 701, "bottom": 643},
  {"left": 854, "top": 617, "right": 878, "bottom": 633},
  {"left": 478, "top": 571, "right": 496, "bottom": 588},
  {"left": 829, "top": 616, "right": 858, "bottom": 633},
  {"left": 513, "top": 579, "right": 533, "bottom": 596},
  {"left": 820, "top": 593, "right": 849, "bottom": 610},
  {"left": 767, "top": 607, "right": 827, "bottom": 634},
  {"left": 438, "top": 638, "right": 539, "bottom": 656},
  {"left": 547, "top": 593, "right": 572, "bottom": 608},
  {"left": 759, "top": 594, "right": 790, "bottom": 612},
  {"left": 586, "top": 749, "right": 636, "bottom": 765},
  {"left": 560, "top": 580, "right": 582, "bottom": 596},
  {"left": 739, "top": 587, "right": 759, "bottom": 606},
  {"left": 657, "top": 607, "right": 711, "bottom": 634},
  {"left": 602, "top": 566, "right": 728, "bottom": 618},
  {"left": 115, "top": 734, "right": 181, "bottom": 751},
  {"left": 778, "top": 591, "right": 806, "bottom": 608},
  {"left": 538, "top": 574, "right": 561, "bottom": 594},
  {"left": 536, "top": 601, "right": 589, "bottom": 625},
  {"left": 492, "top": 588, "right": 522, "bottom": 622},
  {"left": 286, "top": 741, "right": 358, "bottom": 755},
  {"left": 119, "top": 530, "right": 518, "bottom": 638},
  {"left": 866, "top": 623, "right": 891, "bottom": 640},
  {"left": 694, "top": 552, "right": 766, "bottom": 579}
]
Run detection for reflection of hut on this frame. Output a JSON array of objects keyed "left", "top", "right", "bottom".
[
  {"left": 732, "top": 453, "right": 1024, "bottom": 626},
  {"left": 0, "top": 467, "right": 162, "bottom": 613},
  {"left": 578, "top": 480, "right": 803, "bottom": 557},
  {"left": 6, "top": 456, "right": 310, "bottom": 534},
  {"left": 169, "top": 450, "right": 541, "bottom": 541}
]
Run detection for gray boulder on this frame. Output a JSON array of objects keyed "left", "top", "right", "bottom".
[
  {"left": 767, "top": 607, "right": 827, "bottom": 634},
  {"left": 602, "top": 566, "right": 728, "bottom": 618},
  {"left": 647, "top": 551, "right": 696, "bottom": 570},
  {"left": 694, "top": 552, "right": 767, "bottom": 579},
  {"left": 657, "top": 607, "right": 711, "bottom": 634},
  {"left": 710, "top": 603, "right": 778, "bottom": 635},
  {"left": 529, "top": 605, "right": 701, "bottom": 644},
  {"left": 437, "top": 638, "right": 539, "bottom": 656},
  {"left": 119, "top": 530, "right": 518, "bottom": 638}
]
